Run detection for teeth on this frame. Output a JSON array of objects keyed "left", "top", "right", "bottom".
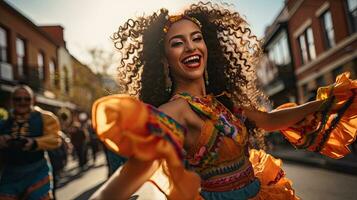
[{"left": 183, "top": 55, "right": 200, "bottom": 63}]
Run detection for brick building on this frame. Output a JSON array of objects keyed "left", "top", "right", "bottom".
[
  {"left": 259, "top": 0, "right": 356, "bottom": 104},
  {"left": 287, "top": 0, "right": 357, "bottom": 103},
  {"left": 40, "top": 25, "right": 74, "bottom": 101},
  {"left": 0, "top": 0, "right": 75, "bottom": 111},
  {"left": 258, "top": 0, "right": 357, "bottom": 149}
]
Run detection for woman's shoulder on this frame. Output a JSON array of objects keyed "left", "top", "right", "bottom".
[
  {"left": 158, "top": 98, "right": 193, "bottom": 125},
  {"left": 159, "top": 98, "right": 191, "bottom": 113}
]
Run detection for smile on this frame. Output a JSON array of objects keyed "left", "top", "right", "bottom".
[{"left": 181, "top": 54, "right": 201, "bottom": 68}]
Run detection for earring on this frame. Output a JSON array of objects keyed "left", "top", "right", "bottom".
[
  {"left": 165, "top": 65, "right": 172, "bottom": 93},
  {"left": 204, "top": 68, "right": 209, "bottom": 86}
]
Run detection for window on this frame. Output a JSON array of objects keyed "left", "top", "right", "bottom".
[
  {"left": 346, "top": 0, "right": 357, "bottom": 33},
  {"left": 49, "top": 59, "right": 56, "bottom": 86},
  {"left": 267, "top": 32, "right": 291, "bottom": 66},
  {"left": 0, "top": 27, "right": 8, "bottom": 63},
  {"left": 64, "top": 67, "right": 69, "bottom": 93},
  {"left": 321, "top": 11, "right": 335, "bottom": 48},
  {"left": 302, "top": 84, "right": 309, "bottom": 98},
  {"left": 281, "top": 34, "right": 291, "bottom": 64},
  {"left": 298, "top": 27, "right": 316, "bottom": 64},
  {"left": 274, "top": 43, "right": 283, "bottom": 65},
  {"left": 37, "top": 52, "right": 45, "bottom": 81},
  {"left": 16, "top": 37, "right": 25, "bottom": 77},
  {"left": 298, "top": 34, "right": 308, "bottom": 64},
  {"left": 306, "top": 28, "right": 316, "bottom": 60}
]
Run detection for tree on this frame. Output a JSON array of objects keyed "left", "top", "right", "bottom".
[
  {"left": 87, "top": 47, "right": 123, "bottom": 94},
  {"left": 87, "top": 47, "right": 117, "bottom": 75}
]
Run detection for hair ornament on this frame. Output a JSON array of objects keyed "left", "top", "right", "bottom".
[{"left": 163, "top": 14, "right": 202, "bottom": 33}]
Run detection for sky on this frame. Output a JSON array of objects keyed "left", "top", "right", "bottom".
[{"left": 5, "top": 0, "right": 284, "bottom": 70}]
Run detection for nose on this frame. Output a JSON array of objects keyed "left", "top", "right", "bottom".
[{"left": 185, "top": 41, "right": 196, "bottom": 52}]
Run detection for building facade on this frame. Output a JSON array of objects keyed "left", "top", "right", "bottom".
[
  {"left": 0, "top": 0, "right": 75, "bottom": 111},
  {"left": 71, "top": 56, "right": 106, "bottom": 113},
  {"left": 40, "top": 26, "right": 74, "bottom": 101},
  {"left": 259, "top": 0, "right": 356, "bottom": 105},
  {"left": 287, "top": 0, "right": 356, "bottom": 103},
  {"left": 257, "top": 6, "right": 297, "bottom": 108}
]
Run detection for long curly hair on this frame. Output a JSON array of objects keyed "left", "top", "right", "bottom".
[{"left": 112, "top": 1, "right": 267, "bottom": 148}]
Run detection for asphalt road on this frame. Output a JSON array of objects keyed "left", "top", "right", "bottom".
[
  {"left": 57, "top": 157, "right": 357, "bottom": 200},
  {"left": 283, "top": 161, "right": 357, "bottom": 200}
]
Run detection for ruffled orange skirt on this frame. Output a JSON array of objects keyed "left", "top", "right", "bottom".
[{"left": 249, "top": 149, "right": 299, "bottom": 200}]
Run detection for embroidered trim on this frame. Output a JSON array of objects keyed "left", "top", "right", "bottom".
[
  {"left": 200, "top": 157, "right": 246, "bottom": 180},
  {"left": 147, "top": 105, "right": 187, "bottom": 161},
  {"left": 201, "top": 165, "right": 256, "bottom": 191},
  {"left": 314, "top": 93, "right": 355, "bottom": 152},
  {"left": 267, "top": 169, "right": 285, "bottom": 186}
]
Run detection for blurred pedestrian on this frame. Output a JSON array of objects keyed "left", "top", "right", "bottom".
[
  {"left": 68, "top": 121, "right": 88, "bottom": 170},
  {"left": 85, "top": 119, "right": 100, "bottom": 165},
  {"left": 0, "top": 85, "right": 61, "bottom": 199},
  {"left": 48, "top": 131, "right": 71, "bottom": 194}
]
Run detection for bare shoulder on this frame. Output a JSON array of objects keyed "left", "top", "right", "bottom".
[{"left": 158, "top": 98, "right": 192, "bottom": 125}]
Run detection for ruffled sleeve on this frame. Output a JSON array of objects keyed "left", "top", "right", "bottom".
[
  {"left": 92, "top": 94, "right": 202, "bottom": 200},
  {"left": 276, "top": 72, "right": 357, "bottom": 159}
]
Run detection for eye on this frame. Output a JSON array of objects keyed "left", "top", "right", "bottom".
[
  {"left": 193, "top": 36, "right": 203, "bottom": 42},
  {"left": 171, "top": 41, "right": 183, "bottom": 47}
]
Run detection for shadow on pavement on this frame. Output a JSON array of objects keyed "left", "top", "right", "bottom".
[{"left": 56, "top": 163, "right": 107, "bottom": 189}]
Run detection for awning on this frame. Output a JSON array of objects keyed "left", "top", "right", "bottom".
[
  {"left": 0, "top": 84, "right": 77, "bottom": 110},
  {"left": 36, "top": 95, "right": 77, "bottom": 110}
]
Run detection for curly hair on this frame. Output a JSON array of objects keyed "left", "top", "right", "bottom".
[{"left": 112, "top": 1, "right": 267, "bottom": 148}]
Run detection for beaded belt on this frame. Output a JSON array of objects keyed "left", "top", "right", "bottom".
[{"left": 201, "top": 163, "right": 256, "bottom": 192}]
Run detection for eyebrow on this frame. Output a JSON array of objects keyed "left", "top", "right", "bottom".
[{"left": 169, "top": 31, "right": 202, "bottom": 43}]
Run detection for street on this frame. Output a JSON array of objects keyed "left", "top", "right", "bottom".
[
  {"left": 56, "top": 154, "right": 107, "bottom": 200},
  {"left": 283, "top": 161, "right": 357, "bottom": 200},
  {"left": 57, "top": 156, "right": 357, "bottom": 200}
]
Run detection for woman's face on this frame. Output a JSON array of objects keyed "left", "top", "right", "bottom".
[{"left": 163, "top": 19, "right": 208, "bottom": 84}]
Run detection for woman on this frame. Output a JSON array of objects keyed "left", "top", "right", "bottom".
[{"left": 91, "top": 2, "right": 357, "bottom": 200}]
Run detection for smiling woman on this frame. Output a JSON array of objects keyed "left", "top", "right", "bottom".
[{"left": 91, "top": 1, "right": 357, "bottom": 200}]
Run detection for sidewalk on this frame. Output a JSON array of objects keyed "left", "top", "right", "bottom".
[
  {"left": 56, "top": 153, "right": 108, "bottom": 200},
  {"left": 269, "top": 146, "right": 357, "bottom": 175}
]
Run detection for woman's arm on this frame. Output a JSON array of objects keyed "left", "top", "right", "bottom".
[
  {"left": 243, "top": 100, "right": 324, "bottom": 131},
  {"left": 90, "top": 158, "right": 160, "bottom": 200}
]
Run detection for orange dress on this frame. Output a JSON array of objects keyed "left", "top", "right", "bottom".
[{"left": 92, "top": 72, "right": 356, "bottom": 200}]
